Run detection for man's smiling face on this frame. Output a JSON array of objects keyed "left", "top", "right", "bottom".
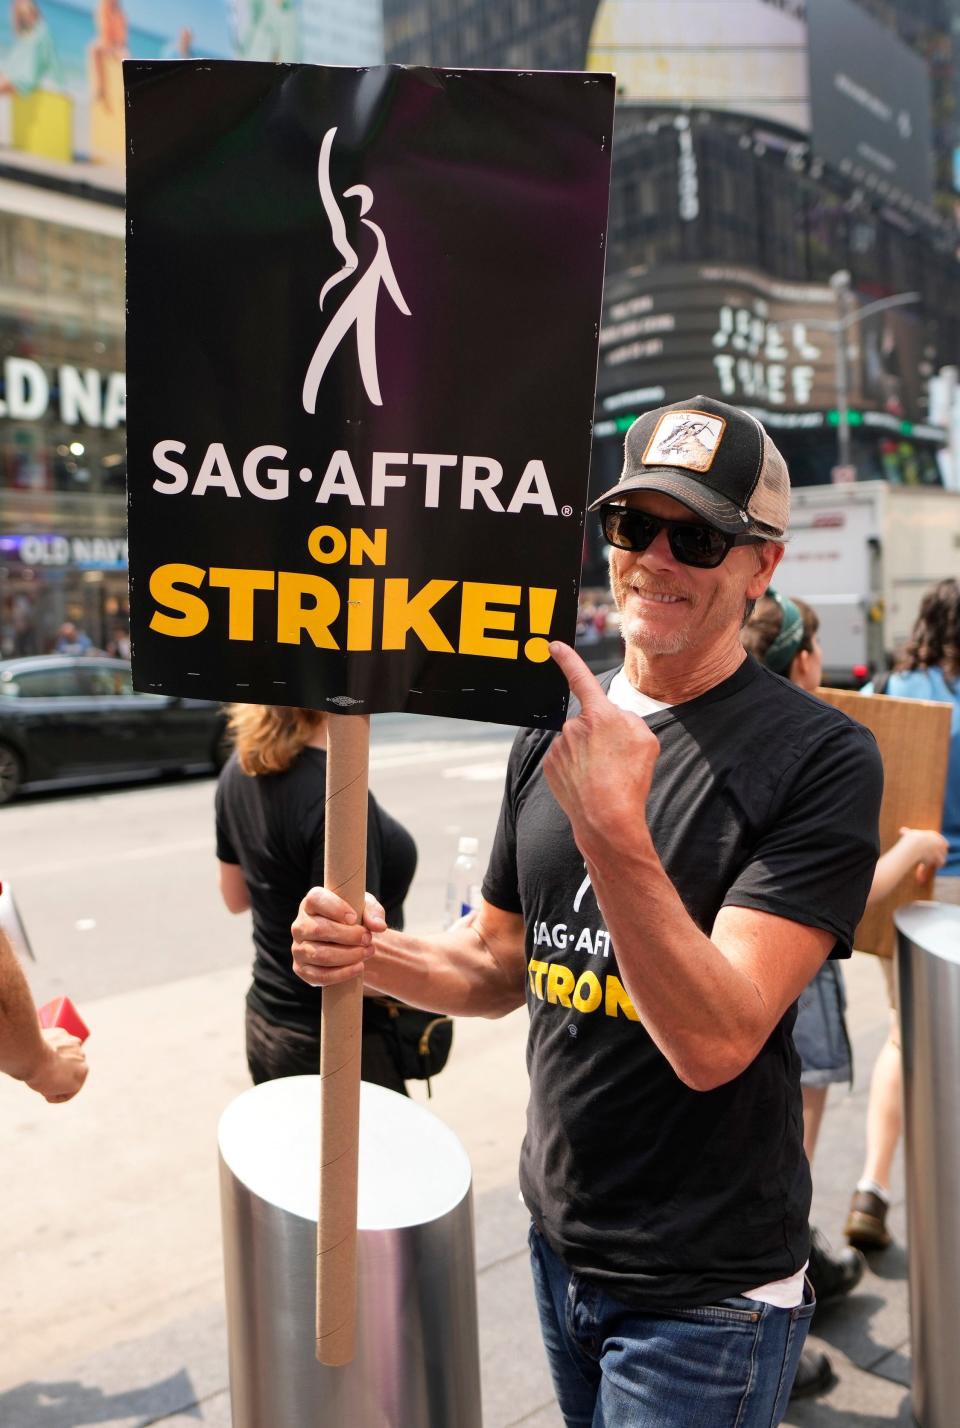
[{"left": 608, "top": 491, "right": 772, "bottom": 658}]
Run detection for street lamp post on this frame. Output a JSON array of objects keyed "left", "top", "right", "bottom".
[
  {"left": 816, "top": 270, "right": 921, "bottom": 478},
  {"left": 829, "top": 270, "right": 853, "bottom": 473}
]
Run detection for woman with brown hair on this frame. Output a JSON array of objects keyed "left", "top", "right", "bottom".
[{"left": 215, "top": 704, "right": 417, "bottom": 1090}]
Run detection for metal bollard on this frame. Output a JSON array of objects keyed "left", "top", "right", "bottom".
[
  {"left": 895, "top": 901, "right": 960, "bottom": 1428},
  {"left": 219, "top": 1076, "right": 482, "bottom": 1428}
]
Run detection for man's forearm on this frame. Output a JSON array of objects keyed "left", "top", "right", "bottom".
[
  {"left": 364, "top": 916, "right": 525, "bottom": 1019},
  {"left": 585, "top": 837, "right": 770, "bottom": 1090},
  {"left": 0, "top": 932, "right": 47, "bottom": 1082}
]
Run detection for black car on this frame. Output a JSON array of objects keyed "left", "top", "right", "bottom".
[{"left": 0, "top": 656, "right": 229, "bottom": 805}]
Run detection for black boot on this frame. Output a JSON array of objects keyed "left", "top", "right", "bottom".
[
  {"left": 790, "top": 1346, "right": 835, "bottom": 1399},
  {"left": 808, "top": 1225, "right": 865, "bottom": 1305}
]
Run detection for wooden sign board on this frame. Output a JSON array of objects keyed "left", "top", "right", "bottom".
[{"left": 817, "top": 688, "right": 951, "bottom": 957}]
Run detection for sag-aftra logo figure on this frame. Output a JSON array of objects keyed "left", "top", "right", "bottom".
[{"left": 302, "top": 127, "right": 411, "bottom": 412}]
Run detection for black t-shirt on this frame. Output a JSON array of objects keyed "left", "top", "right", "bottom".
[
  {"left": 215, "top": 747, "right": 417, "bottom": 1033},
  {"left": 482, "top": 656, "right": 883, "bottom": 1309}
]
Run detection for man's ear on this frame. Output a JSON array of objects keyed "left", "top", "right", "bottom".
[
  {"left": 747, "top": 541, "right": 785, "bottom": 599},
  {"left": 790, "top": 648, "right": 810, "bottom": 683}
]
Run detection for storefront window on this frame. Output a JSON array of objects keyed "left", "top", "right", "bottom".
[
  {"left": 0, "top": 210, "right": 125, "bottom": 497},
  {"left": 0, "top": 201, "right": 127, "bottom": 657}
]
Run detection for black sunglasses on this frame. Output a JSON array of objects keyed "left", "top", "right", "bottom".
[{"left": 599, "top": 504, "right": 766, "bottom": 570}]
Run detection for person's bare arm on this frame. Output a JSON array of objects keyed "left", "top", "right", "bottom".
[
  {"left": 0, "top": 930, "right": 88, "bottom": 1102},
  {"left": 544, "top": 643, "right": 838, "bottom": 1092},
  {"left": 218, "top": 860, "right": 251, "bottom": 914},
  {"left": 291, "top": 891, "right": 527, "bottom": 1019},
  {"left": 867, "top": 827, "right": 948, "bottom": 906}
]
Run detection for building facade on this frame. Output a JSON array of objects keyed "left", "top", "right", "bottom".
[
  {"left": 0, "top": 175, "right": 126, "bottom": 657},
  {"left": 384, "top": 0, "right": 960, "bottom": 583},
  {"left": 0, "top": 1, "right": 383, "bottom": 658}
]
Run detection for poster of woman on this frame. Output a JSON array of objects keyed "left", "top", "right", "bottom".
[{"left": 0, "top": 1, "right": 331, "bottom": 169}]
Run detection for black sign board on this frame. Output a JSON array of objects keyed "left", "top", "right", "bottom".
[
  {"left": 807, "top": 0, "right": 934, "bottom": 210},
  {"left": 125, "top": 62, "right": 614, "bottom": 730}
]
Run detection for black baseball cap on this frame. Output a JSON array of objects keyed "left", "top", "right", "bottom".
[{"left": 590, "top": 395, "right": 790, "bottom": 537}]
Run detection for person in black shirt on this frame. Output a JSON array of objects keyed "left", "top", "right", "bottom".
[
  {"left": 290, "top": 396, "right": 882, "bottom": 1427},
  {"left": 215, "top": 702, "right": 417, "bottom": 1091}
]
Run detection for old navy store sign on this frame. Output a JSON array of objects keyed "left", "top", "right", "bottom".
[
  {"left": 0, "top": 360, "right": 126, "bottom": 429},
  {"left": 0, "top": 535, "right": 129, "bottom": 570}
]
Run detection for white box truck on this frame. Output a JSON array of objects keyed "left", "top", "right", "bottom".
[{"left": 776, "top": 482, "right": 960, "bottom": 686}]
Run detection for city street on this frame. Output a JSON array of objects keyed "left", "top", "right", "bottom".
[
  {"left": 0, "top": 2, "right": 956, "bottom": 1426},
  {"left": 1, "top": 714, "right": 915, "bottom": 1427}
]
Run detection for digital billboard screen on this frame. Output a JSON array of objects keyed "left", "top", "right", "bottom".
[
  {"left": 595, "top": 264, "right": 928, "bottom": 425},
  {"left": 587, "top": 0, "right": 809, "bottom": 134},
  {"left": 807, "top": 0, "right": 933, "bottom": 208}
]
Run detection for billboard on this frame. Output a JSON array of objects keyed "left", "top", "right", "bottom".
[
  {"left": 806, "top": 0, "right": 933, "bottom": 208},
  {"left": 595, "top": 264, "right": 928, "bottom": 425},
  {"left": 0, "top": 1, "right": 382, "bottom": 173},
  {"left": 586, "top": 0, "right": 934, "bottom": 210},
  {"left": 596, "top": 265, "right": 839, "bottom": 416},
  {"left": 587, "top": 0, "right": 810, "bottom": 132}
]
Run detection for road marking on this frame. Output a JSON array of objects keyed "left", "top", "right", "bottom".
[
  {"left": 442, "top": 761, "right": 509, "bottom": 783},
  {"left": 370, "top": 738, "right": 512, "bottom": 772},
  {"left": 9, "top": 837, "right": 214, "bottom": 880}
]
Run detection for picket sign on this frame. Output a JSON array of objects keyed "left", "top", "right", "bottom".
[{"left": 316, "top": 714, "right": 370, "bottom": 1364}]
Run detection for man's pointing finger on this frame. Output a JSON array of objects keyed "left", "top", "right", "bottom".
[{"left": 549, "top": 640, "right": 608, "bottom": 712}]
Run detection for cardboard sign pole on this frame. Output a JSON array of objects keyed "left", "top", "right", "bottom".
[{"left": 316, "top": 712, "right": 370, "bottom": 1366}]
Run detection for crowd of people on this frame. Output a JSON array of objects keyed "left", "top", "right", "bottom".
[{"left": 3, "top": 394, "right": 957, "bottom": 1425}]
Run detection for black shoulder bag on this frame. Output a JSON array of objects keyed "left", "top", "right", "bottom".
[{"left": 373, "top": 998, "right": 454, "bottom": 1097}]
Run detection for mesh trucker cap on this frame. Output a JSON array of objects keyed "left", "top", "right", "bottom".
[{"left": 589, "top": 395, "right": 790, "bottom": 537}]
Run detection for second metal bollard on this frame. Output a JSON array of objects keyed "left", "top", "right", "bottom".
[{"left": 895, "top": 901, "right": 960, "bottom": 1428}]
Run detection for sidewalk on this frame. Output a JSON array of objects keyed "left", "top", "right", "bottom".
[{"left": 0, "top": 950, "right": 913, "bottom": 1427}]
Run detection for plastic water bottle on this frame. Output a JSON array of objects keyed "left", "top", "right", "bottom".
[{"left": 445, "top": 836, "right": 481, "bottom": 926}]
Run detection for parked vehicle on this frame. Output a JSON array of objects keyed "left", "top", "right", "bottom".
[
  {"left": 776, "top": 481, "right": 960, "bottom": 686},
  {"left": 0, "top": 656, "right": 228, "bottom": 805}
]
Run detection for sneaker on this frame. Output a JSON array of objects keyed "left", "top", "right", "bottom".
[
  {"left": 844, "top": 1188, "right": 893, "bottom": 1250},
  {"left": 807, "top": 1226, "right": 865, "bottom": 1304},
  {"left": 790, "top": 1345, "right": 835, "bottom": 1399}
]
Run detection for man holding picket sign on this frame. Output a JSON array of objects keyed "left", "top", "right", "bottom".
[
  {"left": 125, "top": 59, "right": 620, "bottom": 1371},
  {"left": 292, "top": 395, "right": 884, "bottom": 1426}
]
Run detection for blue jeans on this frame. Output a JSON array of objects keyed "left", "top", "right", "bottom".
[{"left": 528, "top": 1223, "right": 814, "bottom": 1428}]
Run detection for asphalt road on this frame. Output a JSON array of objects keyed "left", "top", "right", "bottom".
[{"left": 1, "top": 712, "right": 516, "bottom": 1007}]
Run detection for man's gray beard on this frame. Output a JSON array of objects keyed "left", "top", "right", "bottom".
[{"left": 618, "top": 608, "right": 690, "bottom": 657}]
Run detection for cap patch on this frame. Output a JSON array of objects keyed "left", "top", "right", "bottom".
[{"left": 641, "top": 409, "right": 727, "bottom": 474}]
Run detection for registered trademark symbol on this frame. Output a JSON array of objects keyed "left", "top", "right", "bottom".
[{"left": 561, "top": 505, "right": 573, "bottom": 517}]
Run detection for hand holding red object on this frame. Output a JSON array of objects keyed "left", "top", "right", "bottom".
[{"left": 37, "top": 996, "right": 90, "bottom": 1044}]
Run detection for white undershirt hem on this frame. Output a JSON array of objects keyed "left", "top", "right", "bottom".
[{"left": 743, "top": 1264, "right": 807, "bottom": 1309}]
